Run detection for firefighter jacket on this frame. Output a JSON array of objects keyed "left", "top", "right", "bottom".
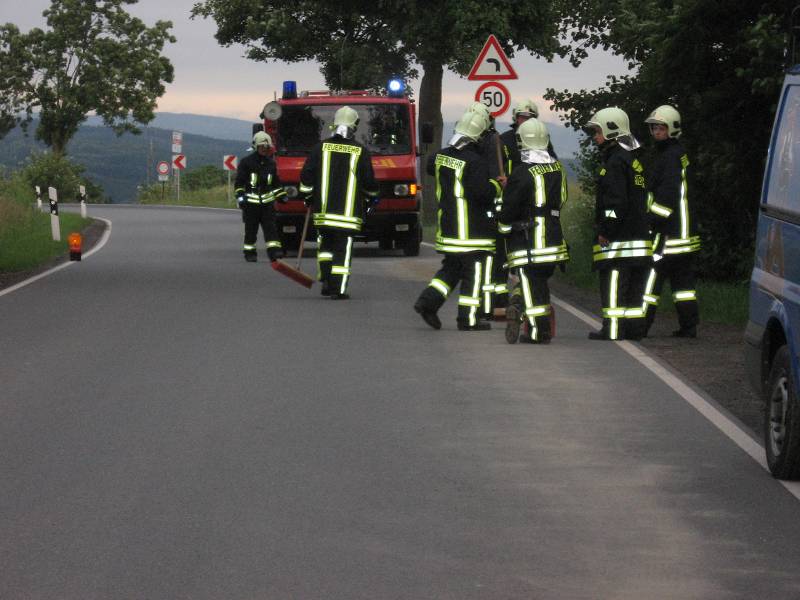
[
  {"left": 234, "top": 152, "right": 286, "bottom": 204},
  {"left": 427, "top": 143, "right": 500, "bottom": 254},
  {"left": 647, "top": 138, "right": 700, "bottom": 256},
  {"left": 593, "top": 142, "right": 653, "bottom": 268},
  {"left": 499, "top": 128, "right": 523, "bottom": 176},
  {"left": 299, "top": 134, "right": 379, "bottom": 232},
  {"left": 498, "top": 161, "right": 569, "bottom": 268},
  {"left": 477, "top": 130, "right": 504, "bottom": 180}
]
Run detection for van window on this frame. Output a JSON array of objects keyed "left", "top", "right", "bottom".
[{"left": 765, "top": 85, "right": 800, "bottom": 214}]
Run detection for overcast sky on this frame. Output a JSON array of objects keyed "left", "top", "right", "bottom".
[{"left": 6, "top": 0, "right": 631, "bottom": 127}]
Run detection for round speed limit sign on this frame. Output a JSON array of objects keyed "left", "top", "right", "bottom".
[
  {"left": 475, "top": 81, "right": 511, "bottom": 118},
  {"left": 156, "top": 161, "right": 170, "bottom": 176}
]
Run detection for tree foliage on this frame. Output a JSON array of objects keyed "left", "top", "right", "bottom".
[
  {"left": 0, "top": 0, "right": 175, "bottom": 155},
  {"left": 191, "top": 0, "right": 566, "bottom": 219},
  {"left": 546, "top": 0, "right": 794, "bottom": 280}
]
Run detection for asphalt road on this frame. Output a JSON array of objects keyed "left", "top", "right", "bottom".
[{"left": 2, "top": 205, "right": 800, "bottom": 599}]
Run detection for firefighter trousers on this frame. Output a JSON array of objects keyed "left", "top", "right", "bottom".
[
  {"left": 482, "top": 235, "right": 509, "bottom": 317},
  {"left": 643, "top": 253, "right": 699, "bottom": 333},
  {"left": 243, "top": 202, "right": 281, "bottom": 258},
  {"left": 597, "top": 263, "right": 649, "bottom": 340},
  {"left": 416, "top": 252, "right": 490, "bottom": 327},
  {"left": 512, "top": 263, "right": 555, "bottom": 342},
  {"left": 317, "top": 228, "right": 354, "bottom": 295}
]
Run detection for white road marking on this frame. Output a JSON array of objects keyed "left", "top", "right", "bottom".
[
  {"left": 554, "top": 293, "right": 800, "bottom": 501},
  {"left": 0, "top": 218, "right": 112, "bottom": 298}
]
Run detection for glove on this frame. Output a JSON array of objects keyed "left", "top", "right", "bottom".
[{"left": 237, "top": 195, "right": 246, "bottom": 208}]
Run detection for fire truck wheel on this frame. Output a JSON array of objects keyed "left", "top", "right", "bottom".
[
  {"left": 379, "top": 237, "right": 393, "bottom": 251},
  {"left": 403, "top": 226, "right": 421, "bottom": 257}
]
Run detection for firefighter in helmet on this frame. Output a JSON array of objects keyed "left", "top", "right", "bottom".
[
  {"left": 299, "top": 106, "right": 379, "bottom": 299},
  {"left": 499, "top": 117, "right": 569, "bottom": 344},
  {"left": 235, "top": 131, "right": 287, "bottom": 262},
  {"left": 585, "top": 107, "right": 653, "bottom": 340},
  {"left": 413, "top": 108, "right": 502, "bottom": 331},
  {"left": 642, "top": 105, "right": 700, "bottom": 337}
]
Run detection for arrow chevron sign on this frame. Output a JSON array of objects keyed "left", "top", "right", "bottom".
[
  {"left": 172, "top": 154, "right": 186, "bottom": 170},
  {"left": 223, "top": 155, "right": 238, "bottom": 171}
]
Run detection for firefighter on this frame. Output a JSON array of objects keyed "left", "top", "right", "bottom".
[
  {"left": 466, "top": 101, "right": 506, "bottom": 320},
  {"left": 235, "top": 131, "right": 286, "bottom": 262},
  {"left": 642, "top": 105, "right": 700, "bottom": 337},
  {"left": 499, "top": 117, "right": 569, "bottom": 344},
  {"left": 299, "top": 106, "right": 379, "bottom": 299},
  {"left": 585, "top": 107, "right": 653, "bottom": 341},
  {"left": 413, "top": 109, "right": 501, "bottom": 331}
]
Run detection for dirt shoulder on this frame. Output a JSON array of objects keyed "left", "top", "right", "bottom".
[{"left": 550, "top": 277, "right": 763, "bottom": 440}]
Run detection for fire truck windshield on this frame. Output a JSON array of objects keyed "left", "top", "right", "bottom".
[{"left": 277, "top": 104, "right": 411, "bottom": 156}]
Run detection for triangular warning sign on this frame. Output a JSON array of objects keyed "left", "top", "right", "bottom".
[{"left": 468, "top": 34, "right": 518, "bottom": 81}]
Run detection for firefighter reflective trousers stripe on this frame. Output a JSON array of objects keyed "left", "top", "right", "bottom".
[
  {"left": 643, "top": 253, "right": 699, "bottom": 333},
  {"left": 483, "top": 234, "right": 509, "bottom": 316},
  {"left": 416, "top": 252, "right": 490, "bottom": 327},
  {"left": 515, "top": 263, "right": 556, "bottom": 342},
  {"left": 317, "top": 228, "right": 354, "bottom": 295},
  {"left": 598, "top": 264, "right": 649, "bottom": 340},
  {"left": 243, "top": 202, "right": 281, "bottom": 255}
]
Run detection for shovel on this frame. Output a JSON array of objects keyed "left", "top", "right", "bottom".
[{"left": 271, "top": 207, "right": 314, "bottom": 288}]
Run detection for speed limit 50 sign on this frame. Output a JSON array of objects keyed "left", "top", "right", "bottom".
[{"left": 475, "top": 81, "right": 511, "bottom": 118}]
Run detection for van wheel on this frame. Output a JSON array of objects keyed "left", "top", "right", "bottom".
[{"left": 765, "top": 345, "right": 800, "bottom": 479}]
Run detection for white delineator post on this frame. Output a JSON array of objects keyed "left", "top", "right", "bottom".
[
  {"left": 35, "top": 186, "right": 42, "bottom": 211},
  {"left": 79, "top": 185, "right": 87, "bottom": 218},
  {"left": 48, "top": 187, "right": 60, "bottom": 241}
]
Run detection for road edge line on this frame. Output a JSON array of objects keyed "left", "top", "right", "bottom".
[
  {"left": 0, "top": 217, "right": 112, "bottom": 299},
  {"left": 552, "top": 293, "right": 800, "bottom": 500}
]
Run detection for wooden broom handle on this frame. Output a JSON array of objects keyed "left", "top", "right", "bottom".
[{"left": 296, "top": 207, "right": 312, "bottom": 270}]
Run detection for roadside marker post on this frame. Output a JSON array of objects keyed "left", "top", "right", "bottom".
[
  {"left": 48, "top": 187, "right": 60, "bottom": 242},
  {"left": 223, "top": 155, "right": 237, "bottom": 204},
  {"left": 79, "top": 185, "right": 87, "bottom": 218},
  {"left": 35, "top": 186, "right": 43, "bottom": 211}
]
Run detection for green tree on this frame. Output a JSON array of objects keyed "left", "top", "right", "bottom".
[
  {"left": 0, "top": 0, "right": 175, "bottom": 155},
  {"left": 191, "top": 0, "right": 565, "bottom": 220},
  {"left": 546, "top": 0, "right": 793, "bottom": 280}
]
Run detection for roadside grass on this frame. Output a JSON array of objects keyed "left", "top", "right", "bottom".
[
  {"left": 139, "top": 184, "right": 234, "bottom": 208},
  {"left": 0, "top": 196, "right": 91, "bottom": 272}
]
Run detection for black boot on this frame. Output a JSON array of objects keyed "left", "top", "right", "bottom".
[
  {"left": 414, "top": 299, "right": 442, "bottom": 330},
  {"left": 457, "top": 320, "right": 491, "bottom": 331},
  {"left": 244, "top": 253, "right": 257, "bottom": 262}
]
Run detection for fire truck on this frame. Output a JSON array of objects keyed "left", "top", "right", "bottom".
[{"left": 257, "top": 79, "right": 425, "bottom": 256}]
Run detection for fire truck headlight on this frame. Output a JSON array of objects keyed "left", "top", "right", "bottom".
[
  {"left": 393, "top": 183, "right": 409, "bottom": 196},
  {"left": 285, "top": 185, "right": 299, "bottom": 198}
]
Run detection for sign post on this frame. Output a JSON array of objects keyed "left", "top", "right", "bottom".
[
  {"left": 171, "top": 131, "right": 183, "bottom": 201},
  {"left": 48, "top": 186, "right": 60, "bottom": 241},
  {"left": 223, "top": 155, "right": 237, "bottom": 205},
  {"left": 156, "top": 161, "right": 170, "bottom": 203},
  {"left": 172, "top": 154, "right": 186, "bottom": 202}
]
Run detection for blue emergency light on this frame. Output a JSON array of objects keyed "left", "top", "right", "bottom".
[
  {"left": 282, "top": 80, "right": 297, "bottom": 99},
  {"left": 387, "top": 78, "right": 405, "bottom": 97}
]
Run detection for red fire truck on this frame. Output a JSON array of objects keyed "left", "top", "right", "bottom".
[{"left": 257, "top": 80, "right": 424, "bottom": 256}]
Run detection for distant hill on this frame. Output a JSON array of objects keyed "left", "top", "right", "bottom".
[
  {"left": 86, "top": 112, "right": 258, "bottom": 143},
  {"left": 0, "top": 121, "right": 248, "bottom": 203}
]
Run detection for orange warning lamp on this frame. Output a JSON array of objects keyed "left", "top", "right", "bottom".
[{"left": 68, "top": 232, "right": 82, "bottom": 261}]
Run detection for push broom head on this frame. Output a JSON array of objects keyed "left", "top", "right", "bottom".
[{"left": 271, "top": 259, "right": 314, "bottom": 288}]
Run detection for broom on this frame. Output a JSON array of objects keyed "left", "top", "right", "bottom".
[{"left": 271, "top": 207, "right": 314, "bottom": 288}]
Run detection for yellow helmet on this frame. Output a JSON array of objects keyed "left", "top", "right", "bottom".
[
  {"left": 512, "top": 99, "right": 539, "bottom": 120},
  {"left": 645, "top": 105, "right": 682, "bottom": 138},
  {"left": 252, "top": 131, "right": 272, "bottom": 147},
  {"left": 454, "top": 109, "right": 489, "bottom": 142},
  {"left": 333, "top": 105, "right": 359, "bottom": 128},
  {"left": 586, "top": 107, "right": 631, "bottom": 140}
]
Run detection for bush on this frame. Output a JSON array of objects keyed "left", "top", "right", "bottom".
[{"left": 14, "top": 152, "right": 104, "bottom": 203}]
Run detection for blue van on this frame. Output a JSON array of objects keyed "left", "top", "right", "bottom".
[{"left": 745, "top": 65, "right": 800, "bottom": 479}]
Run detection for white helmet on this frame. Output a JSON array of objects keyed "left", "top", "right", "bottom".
[
  {"left": 512, "top": 99, "right": 539, "bottom": 120},
  {"left": 516, "top": 118, "right": 556, "bottom": 164},
  {"left": 645, "top": 105, "right": 682, "bottom": 138},
  {"left": 332, "top": 105, "right": 359, "bottom": 138},
  {"left": 252, "top": 131, "right": 272, "bottom": 148},
  {"left": 449, "top": 109, "right": 489, "bottom": 147},
  {"left": 586, "top": 106, "right": 640, "bottom": 150},
  {"left": 468, "top": 101, "right": 492, "bottom": 119}
]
